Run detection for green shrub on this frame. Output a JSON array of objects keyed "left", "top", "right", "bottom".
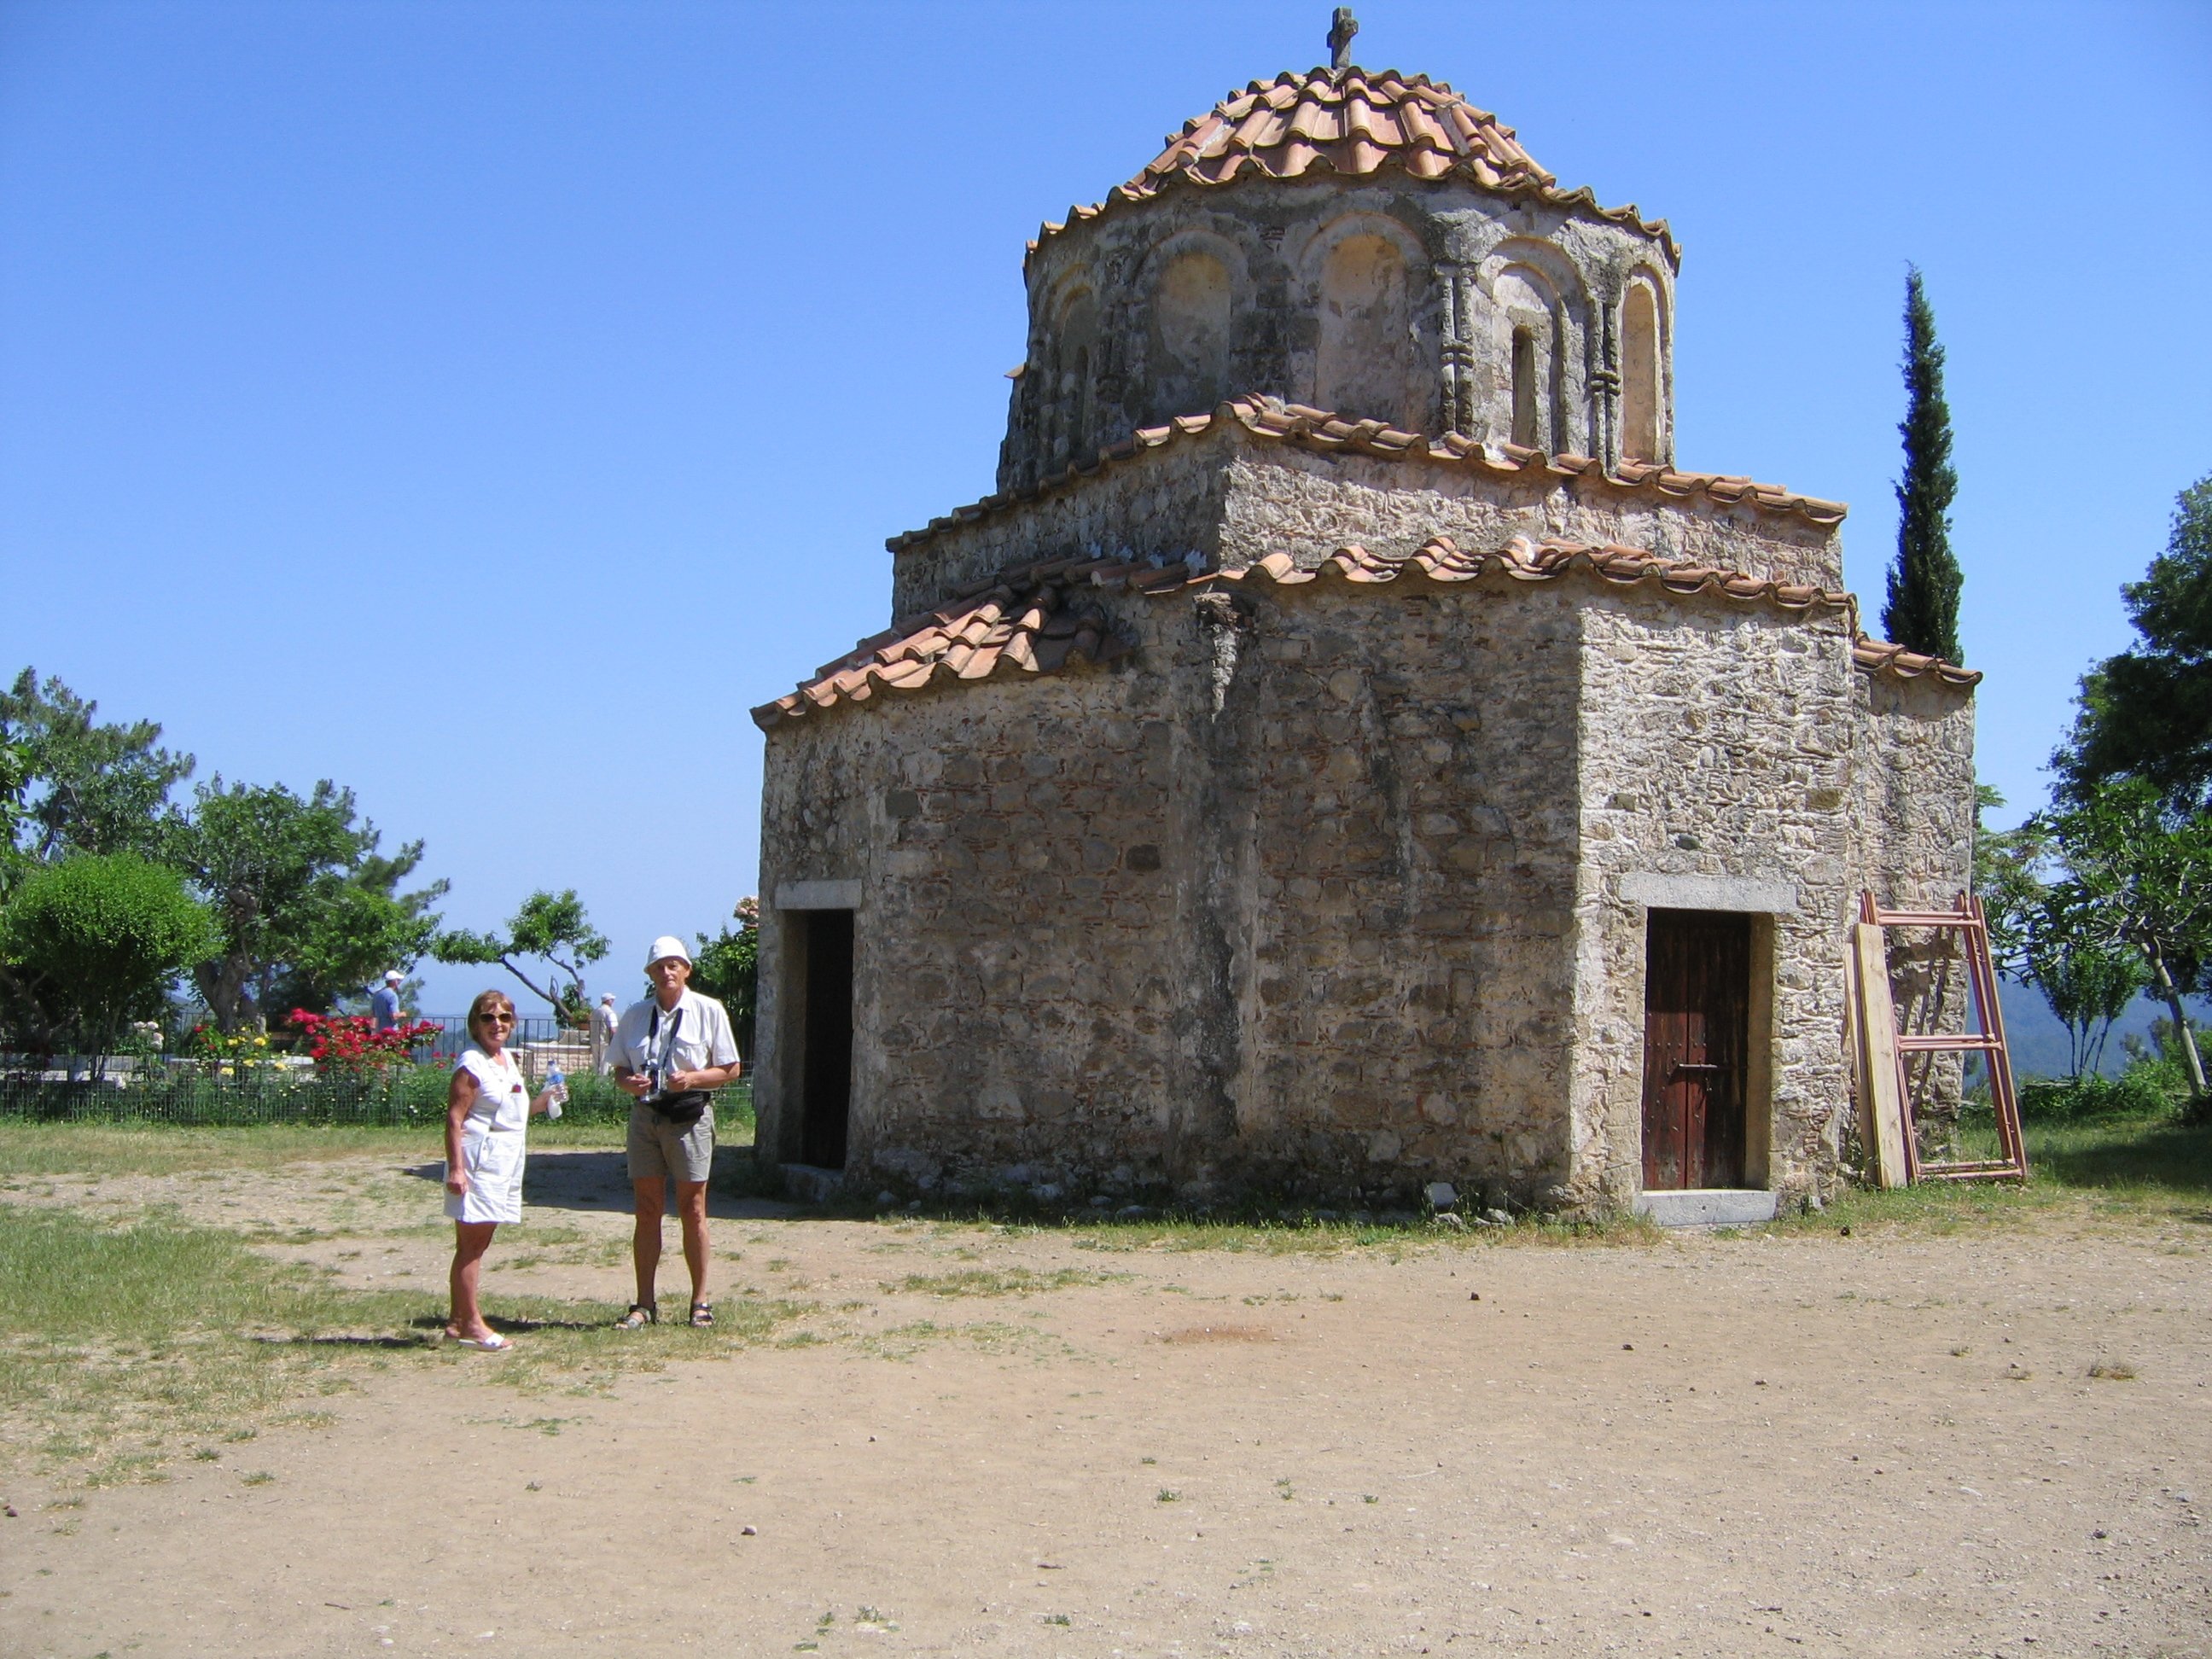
[
  {"left": 2017, "top": 1069, "right": 2176, "bottom": 1124},
  {"left": 0, "top": 853, "right": 218, "bottom": 1057}
]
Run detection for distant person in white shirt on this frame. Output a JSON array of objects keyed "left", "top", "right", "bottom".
[
  {"left": 607, "top": 936, "right": 741, "bottom": 1330},
  {"left": 368, "top": 970, "right": 404, "bottom": 1031},
  {"left": 591, "top": 992, "right": 620, "bottom": 1075}
]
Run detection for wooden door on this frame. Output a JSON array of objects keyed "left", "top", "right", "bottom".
[{"left": 1640, "top": 910, "right": 1750, "bottom": 1190}]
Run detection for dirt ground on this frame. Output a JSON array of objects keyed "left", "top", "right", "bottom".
[{"left": 3, "top": 1146, "right": 2208, "bottom": 1658}]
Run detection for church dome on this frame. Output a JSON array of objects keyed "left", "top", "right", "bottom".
[
  {"left": 1137, "top": 69, "right": 1553, "bottom": 195},
  {"left": 1030, "top": 69, "right": 1674, "bottom": 263},
  {"left": 1000, "top": 38, "right": 1684, "bottom": 495}
]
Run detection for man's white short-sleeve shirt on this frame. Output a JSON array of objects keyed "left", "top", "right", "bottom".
[{"left": 609, "top": 987, "right": 738, "bottom": 1077}]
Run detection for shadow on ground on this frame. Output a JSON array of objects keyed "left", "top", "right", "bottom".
[
  {"left": 399, "top": 1147, "right": 800, "bottom": 1221},
  {"left": 2027, "top": 1116, "right": 2212, "bottom": 1206}
]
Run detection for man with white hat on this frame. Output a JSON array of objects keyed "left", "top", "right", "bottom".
[
  {"left": 368, "top": 969, "right": 405, "bottom": 1032},
  {"left": 590, "top": 991, "right": 620, "bottom": 1075},
  {"left": 607, "top": 935, "right": 741, "bottom": 1330}
]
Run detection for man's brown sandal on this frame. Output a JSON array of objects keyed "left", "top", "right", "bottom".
[
  {"left": 615, "top": 1304, "right": 655, "bottom": 1330},
  {"left": 690, "top": 1302, "right": 714, "bottom": 1328}
]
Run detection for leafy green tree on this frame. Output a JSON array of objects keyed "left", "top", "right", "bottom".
[
  {"left": 2029, "top": 913, "right": 2146, "bottom": 1079},
  {"left": 1976, "top": 789, "right": 2146, "bottom": 1076},
  {"left": 169, "top": 778, "right": 445, "bottom": 1032},
  {"left": 0, "top": 669, "right": 195, "bottom": 863},
  {"left": 2040, "top": 777, "right": 2212, "bottom": 1113},
  {"left": 433, "top": 889, "right": 608, "bottom": 1019},
  {"left": 1880, "top": 267, "right": 1964, "bottom": 663},
  {"left": 0, "top": 853, "right": 218, "bottom": 1062},
  {"left": 263, "top": 859, "right": 445, "bottom": 1019},
  {"left": 2055, "top": 472, "right": 2212, "bottom": 809},
  {"left": 1975, "top": 784, "right": 2038, "bottom": 978},
  {"left": 690, "top": 896, "right": 759, "bottom": 1060},
  {"left": 0, "top": 737, "right": 28, "bottom": 894}
]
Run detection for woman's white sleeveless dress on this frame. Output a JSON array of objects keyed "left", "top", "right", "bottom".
[{"left": 445, "top": 1045, "right": 529, "bottom": 1224}]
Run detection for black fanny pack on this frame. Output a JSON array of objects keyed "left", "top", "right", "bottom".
[{"left": 646, "top": 1089, "right": 711, "bottom": 1127}]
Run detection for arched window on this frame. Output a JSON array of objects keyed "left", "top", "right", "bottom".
[
  {"left": 1316, "top": 232, "right": 1414, "bottom": 425},
  {"left": 1620, "top": 282, "right": 1662, "bottom": 464},
  {"left": 1493, "top": 267, "right": 1557, "bottom": 451},
  {"left": 1148, "top": 249, "right": 1232, "bottom": 422},
  {"left": 1048, "top": 288, "right": 1098, "bottom": 469},
  {"left": 1511, "top": 328, "right": 1540, "bottom": 449}
]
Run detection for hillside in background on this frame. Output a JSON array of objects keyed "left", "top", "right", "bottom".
[{"left": 1996, "top": 978, "right": 2207, "bottom": 1079}]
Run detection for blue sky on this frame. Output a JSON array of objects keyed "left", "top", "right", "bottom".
[{"left": 3, "top": 0, "right": 2209, "bottom": 1016}]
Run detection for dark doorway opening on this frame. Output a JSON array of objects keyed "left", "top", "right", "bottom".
[
  {"left": 799, "top": 910, "right": 854, "bottom": 1169},
  {"left": 1640, "top": 909, "right": 1751, "bottom": 1190}
]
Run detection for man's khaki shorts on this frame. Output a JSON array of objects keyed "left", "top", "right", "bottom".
[{"left": 627, "top": 1103, "right": 715, "bottom": 1185}]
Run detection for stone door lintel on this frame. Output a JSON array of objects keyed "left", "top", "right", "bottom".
[
  {"left": 776, "top": 879, "right": 864, "bottom": 911},
  {"left": 1618, "top": 871, "right": 1799, "bottom": 915}
]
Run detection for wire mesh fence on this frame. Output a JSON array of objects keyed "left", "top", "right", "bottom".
[
  {"left": 0, "top": 1060, "right": 751, "bottom": 1130},
  {"left": 0, "top": 1003, "right": 756, "bottom": 1131}
]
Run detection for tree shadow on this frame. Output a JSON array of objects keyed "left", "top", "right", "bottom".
[
  {"left": 397, "top": 1147, "right": 798, "bottom": 1220},
  {"left": 2030, "top": 1118, "right": 2212, "bottom": 1210}
]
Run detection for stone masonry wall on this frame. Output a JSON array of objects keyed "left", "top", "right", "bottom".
[
  {"left": 1847, "top": 671, "right": 1979, "bottom": 1157},
  {"left": 1849, "top": 672, "right": 1977, "bottom": 914},
  {"left": 889, "top": 442, "right": 1228, "bottom": 619},
  {"left": 754, "top": 661, "right": 1185, "bottom": 1193},
  {"left": 1569, "top": 600, "right": 1865, "bottom": 1206},
  {"left": 1215, "top": 447, "right": 1842, "bottom": 590},
  {"left": 894, "top": 425, "right": 1843, "bottom": 619},
  {"left": 758, "top": 568, "right": 1968, "bottom": 1212},
  {"left": 1003, "top": 174, "right": 1676, "bottom": 491},
  {"left": 757, "top": 573, "right": 1588, "bottom": 1208},
  {"left": 1218, "top": 579, "right": 1583, "bottom": 1204}
]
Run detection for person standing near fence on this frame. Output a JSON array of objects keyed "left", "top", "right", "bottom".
[
  {"left": 608, "top": 936, "right": 740, "bottom": 1330},
  {"left": 591, "top": 992, "right": 619, "bottom": 1075},
  {"left": 444, "top": 988, "right": 562, "bottom": 1351},
  {"left": 369, "top": 969, "right": 404, "bottom": 1031}
]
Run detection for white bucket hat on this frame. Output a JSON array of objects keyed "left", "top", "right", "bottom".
[{"left": 646, "top": 935, "right": 691, "bottom": 968}]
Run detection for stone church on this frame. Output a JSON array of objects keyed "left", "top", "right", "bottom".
[{"left": 748, "top": 22, "right": 1977, "bottom": 1216}]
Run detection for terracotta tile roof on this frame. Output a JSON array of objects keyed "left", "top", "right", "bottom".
[
  {"left": 1852, "top": 637, "right": 1981, "bottom": 686},
  {"left": 752, "top": 579, "right": 1133, "bottom": 730},
  {"left": 758, "top": 536, "right": 1972, "bottom": 728},
  {"left": 1030, "top": 69, "right": 1678, "bottom": 265},
  {"left": 888, "top": 398, "right": 1847, "bottom": 556},
  {"left": 1225, "top": 536, "right": 1849, "bottom": 611}
]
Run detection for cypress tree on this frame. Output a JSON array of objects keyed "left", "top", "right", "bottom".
[{"left": 1881, "top": 266, "right": 1964, "bottom": 662}]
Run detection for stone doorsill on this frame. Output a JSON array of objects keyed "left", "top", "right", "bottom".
[
  {"left": 1633, "top": 1189, "right": 1778, "bottom": 1227},
  {"left": 781, "top": 1163, "right": 845, "bottom": 1204}
]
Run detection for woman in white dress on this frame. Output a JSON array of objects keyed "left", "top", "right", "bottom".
[{"left": 445, "top": 989, "right": 560, "bottom": 1350}]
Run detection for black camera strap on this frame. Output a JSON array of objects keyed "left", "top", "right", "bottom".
[
  {"left": 643, "top": 1001, "right": 707, "bottom": 1124},
  {"left": 646, "top": 1000, "right": 684, "bottom": 1059}
]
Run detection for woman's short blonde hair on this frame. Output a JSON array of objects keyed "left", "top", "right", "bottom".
[{"left": 466, "top": 989, "right": 516, "bottom": 1039}]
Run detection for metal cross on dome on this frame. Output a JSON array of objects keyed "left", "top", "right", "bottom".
[{"left": 1328, "top": 7, "right": 1359, "bottom": 70}]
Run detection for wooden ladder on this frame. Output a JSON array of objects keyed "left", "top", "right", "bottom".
[{"left": 1850, "top": 892, "right": 2029, "bottom": 1185}]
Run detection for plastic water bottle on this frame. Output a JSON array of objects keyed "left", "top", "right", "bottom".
[{"left": 544, "top": 1066, "right": 567, "bottom": 1121}]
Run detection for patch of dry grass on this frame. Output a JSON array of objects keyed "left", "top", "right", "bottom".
[
  {"left": 881, "top": 1266, "right": 1124, "bottom": 1298},
  {"left": 0, "top": 1202, "right": 800, "bottom": 1481}
]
